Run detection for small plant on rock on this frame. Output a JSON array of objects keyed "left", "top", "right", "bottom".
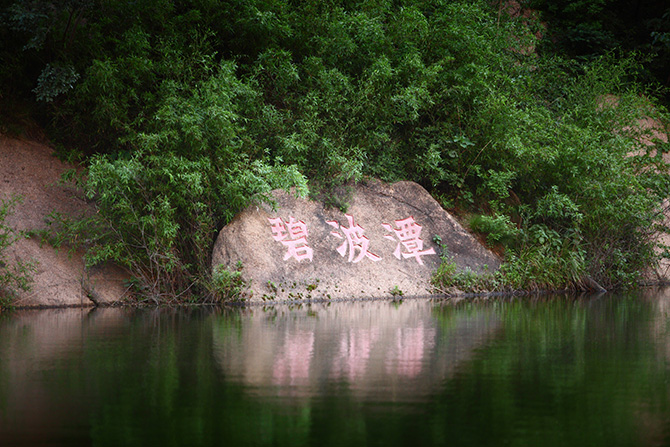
[
  {"left": 211, "top": 262, "right": 249, "bottom": 302},
  {"left": 0, "top": 196, "right": 36, "bottom": 310},
  {"left": 390, "top": 285, "right": 404, "bottom": 298}
]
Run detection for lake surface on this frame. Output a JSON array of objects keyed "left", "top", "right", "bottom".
[{"left": 2, "top": 289, "right": 670, "bottom": 447}]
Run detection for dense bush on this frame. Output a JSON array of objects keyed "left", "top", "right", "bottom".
[
  {"left": 1, "top": 0, "right": 669, "bottom": 299},
  {"left": 525, "top": 0, "right": 670, "bottom": 90}
]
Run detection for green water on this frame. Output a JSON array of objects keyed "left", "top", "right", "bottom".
[{"left": 1, "top": 289, "right": 670, "bottom": 447}]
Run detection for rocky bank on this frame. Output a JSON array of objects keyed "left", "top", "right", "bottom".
[
  {"left": 0, "top": 134, "right": 128, "bottom": 307},
  {"left": 211, "top": 180, "right": 501, "bottom": 301}
]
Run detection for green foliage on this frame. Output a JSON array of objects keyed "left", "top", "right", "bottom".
[
  {"left": 468, "top": 214, "right": 520, "bottom": 247},
  {"left": 389, "top": 285, "right": 403, "bottom": 298},
  {"left": 526, "top": 0, "right": 617, "bottom": 57},
  {"left": 80, "top": 150, "right": 305, "bottom": 300},
  {"left": 0, "top": 196, "right": 36, "bottom": 308},
  {"left": 650, "top": 7, "right": 670, "bottom": 82},
  {"left": 431, "top": 254, "right": 499, "bottom": 295},
  {"left": 211, "top": 262, "right": 249, "bottom": 302},
  {"left": 0, "top": 0, "right": 92, "bottom": 109},
  {"left": 2, "top": 0, "right": 670, "bottom": 296},
  {"left": 432, "top": 223, "right": 587, "bottom": 294},
  {"left": 499, "top": 225, "right": 587, "bottom": 291},
  {"left": 35, "top": 57, "right": 308, "bottom": 301},
  {"left": 431, "top": 235, "right": 498, "bottom": 294},
  {"left": 33, "top": 62, "right": 79, "bottom": 102}
]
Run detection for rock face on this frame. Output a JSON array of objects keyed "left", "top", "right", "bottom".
[
  {"left": 0, "top": 134, "right": 129, "bottom": 307},
  {"left": 211, "top": 180, "right": 500, "bottom": 301},
  {"left": 623, "top": 107, "right": 670, "bottom": 284}
]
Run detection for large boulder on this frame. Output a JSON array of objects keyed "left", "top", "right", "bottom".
[{"left": 211, "top": 180, "right": 500, "bottom": 301}]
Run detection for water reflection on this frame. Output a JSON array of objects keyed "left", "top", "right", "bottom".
[
  {"left": 273, "top": 329, "right": 314, "bottom": 386},
  {"left": 212, "top": 300, "right": 499, "bottom": 402},
  {"left": 0, "top": 291, "right": 670, "bottom": 447},
  {"left": 331, "top": 326, "right": 379, "bottom": 382},
  {"left": 0, "top": 308, "right": 133, "bottom": 447}
]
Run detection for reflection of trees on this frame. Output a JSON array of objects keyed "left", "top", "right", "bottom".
[
  {"left": 0, "top": 308, "right": 137, "bottom": 444},
  {"left": 429, "top": 294, "right": 670, "bottom": 447},
  {"left": 2, "top": 294, "right": 669, "bottom": 447}
]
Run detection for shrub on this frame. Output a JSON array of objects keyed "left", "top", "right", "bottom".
[
  {"left": 77, "top": 62, "right": 307, "bottom": 300},
  {"left": 468, "top": 214, "right": 520, "bottom": 247},
  {"left": 79, "top": 150, "right": 306, "bottom": 301},
  {"left": 211, "top": 262, "right": 249, "bottom": 302},
  {"left": 499, "top": 225, "right": 587, "bottom": 291}
]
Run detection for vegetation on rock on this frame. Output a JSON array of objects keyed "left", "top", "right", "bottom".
[
  {"left": 1, "top": 0, "right": 669, "bottom": 301},
  {"left": 0, "top": 196, "right": 35, "bottom": 309}
]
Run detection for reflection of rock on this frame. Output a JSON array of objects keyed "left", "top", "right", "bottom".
[
  {"left": 624, "top": 287, "right": 670, "bottom": 446},
  {"left": 212, "top": 300, "right": 499, "bottom": 402},
  {"left": 211, "top": 180, "right": 500, "bottom": 301},
  {"left": 331, "top": 328, "right": 379, "bottom": 382},
  {"left": 386, "top": 322, "right": 435, "bottom": 379},
  {"left": 1, "top": 308, "right": 130, "bottom": 367},
  {"left": 649, "top": 287, "right": 670, "bottom": 360},
  {"left": 273, "top": 330, "right": 314, "bottom": 386},
  {"left": 0, "top": 308, "right": 131, "bottom": 443}
]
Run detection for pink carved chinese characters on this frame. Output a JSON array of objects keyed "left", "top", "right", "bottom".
[
  {"left": 268, "top": 217, "right": 313, "bottom": 262},
  {"left": 269, "top": 214, "right": 436, "bottom": 264},
  {"left": 327, "top": 214, "right": 381, "bottom": 263},
  {"left": 383, "top": 216, "right": 436, "bottom": 265}
]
